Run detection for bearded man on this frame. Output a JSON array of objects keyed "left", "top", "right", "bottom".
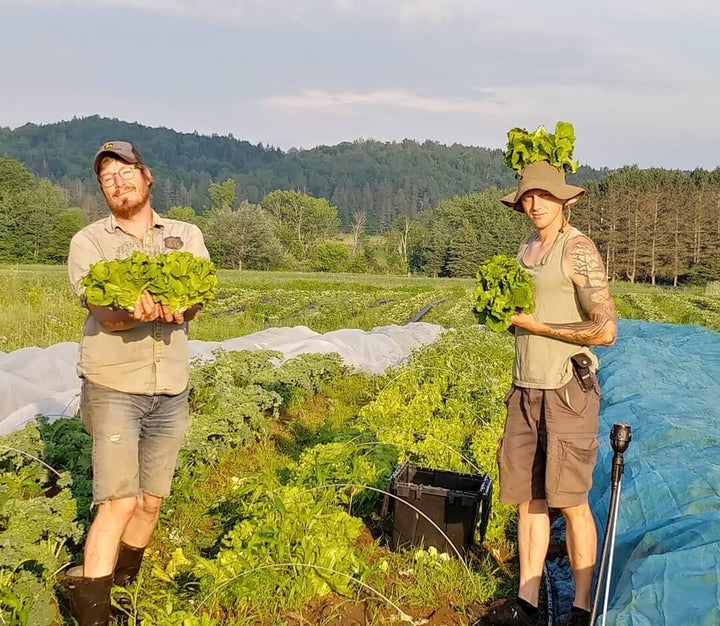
[{"left": 65, "top": 141, "right": 208, "bottom": 625}]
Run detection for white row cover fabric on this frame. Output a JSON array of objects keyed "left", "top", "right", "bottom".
[{"left": 0, "top": 323, "right": 444, "bottom": 436}]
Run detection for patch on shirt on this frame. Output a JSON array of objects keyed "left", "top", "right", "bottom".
[{"left": 164, "top": 236, "right": 184, "bottom": 250}]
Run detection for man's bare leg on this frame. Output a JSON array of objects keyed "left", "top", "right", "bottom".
[
  {"left": 83, "top": 496, "right": 138, "bottom": 577},
  {"left": 121, "top": 491, "right": 163, "bottom": 548},
  {"left": 517, "top": 498, "right": 550, "bottom": 606},
  {"left": 562, "top": 502, "right": 597, "bottom": 610}
]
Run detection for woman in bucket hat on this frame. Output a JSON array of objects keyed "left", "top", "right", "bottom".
[
  {"left": 500, "top": 160, "right": 585, "bottom": 211},
  {"left": 482, "top": 134, "right": 617, "bottom": 626}
]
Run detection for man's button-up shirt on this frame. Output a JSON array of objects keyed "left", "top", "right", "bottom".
[{"left": 67, "top": 212, "right": 209, "bottom": 396}]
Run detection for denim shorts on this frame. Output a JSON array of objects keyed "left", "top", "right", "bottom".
[
  {"left": 80, "top": 379, "right": 190, "bottom": 504},
  {"left": 497, "top": 375, "right": 600, "bottom": 508}
]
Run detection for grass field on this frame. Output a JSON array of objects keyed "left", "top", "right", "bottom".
[
  {"left": 1, "top": 264, "right": 718, "bottom": 353},
  {"left": 1, "top": 265, "right": 476, "bottom": 351}
]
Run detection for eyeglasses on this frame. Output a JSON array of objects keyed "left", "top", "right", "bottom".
[{"left": 98, "top": 165, "right": 137, "bottom": 188}]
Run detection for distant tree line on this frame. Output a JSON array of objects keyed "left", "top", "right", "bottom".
[
  {"left": 572, "top": 167, "right": 720, "bottom": 286},
  {"left": 1, "top": 117, "right": 720, "bottom": 285},
  {"left": 3, "top": 154, "right": 720, "bottom": 286},
  {"left": 0, "top": 115, "right": 605, "bottom": 233}
]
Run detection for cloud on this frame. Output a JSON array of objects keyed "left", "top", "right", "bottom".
[
  {"left": 263, "top": 89, "right": 502, "bottom": 115},
  {"left": 328, "top": 0, "right": 494, "bottom": 24},
  {"left": 594, "top": 0, "right": 720, "bottom": 23},
  {"left": 6, "top": 0, "right": 278, "bottom": 22},
  {"left": 5, "top": 0, "right": 720, "bottom": 169}
]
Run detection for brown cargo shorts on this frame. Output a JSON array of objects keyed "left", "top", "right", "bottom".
[{"left": 497, "top": 375, "right": 600, "bottom": 509}]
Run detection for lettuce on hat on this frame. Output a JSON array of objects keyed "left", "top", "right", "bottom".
[{"left": 501, "top": 121, "right": 585, "bottom": 211}]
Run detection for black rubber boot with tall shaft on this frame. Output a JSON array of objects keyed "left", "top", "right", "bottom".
[
  {"left": 66, "top": 566, "right": 112, "bottom": 626},
  {"left": 113, "top": 541, "right": 145, "bottom": 586}
]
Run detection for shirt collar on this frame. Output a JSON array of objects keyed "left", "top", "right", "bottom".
[{"left": 103, "top": 210, "right": 165, "bottom": 233}]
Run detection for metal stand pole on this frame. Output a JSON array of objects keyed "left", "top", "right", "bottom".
[{"left": 590, "top": 423, "right": 632, "bottom": 625}]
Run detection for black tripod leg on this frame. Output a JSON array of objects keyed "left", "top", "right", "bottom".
[{"left": 590, "top": 483, "right": 619, "bottom": 624}]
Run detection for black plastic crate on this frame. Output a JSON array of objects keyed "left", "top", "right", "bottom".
[{"left": 382, "top": 462, "right": 492, "bottom": 558}]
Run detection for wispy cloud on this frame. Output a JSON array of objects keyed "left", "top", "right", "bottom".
[
  {"left": 595, "top": 0, "right": 720, "bottom": 22},
  {"left": 328, "top": 0, "right": 494, "bottom": 24},
  {"left": 263, "top": 89, "right": 502, "bottom": 115},
  {"left": 8, "top": 0, "right": 284, "bottom": 21}
]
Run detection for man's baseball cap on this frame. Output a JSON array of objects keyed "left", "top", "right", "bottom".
[{"left": 93, "top": 140, "right": 145, "bottom": 175}]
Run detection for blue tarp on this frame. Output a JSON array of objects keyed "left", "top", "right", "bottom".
[{"left": 590, "top": 319, "right": 720, "bottom": 625}]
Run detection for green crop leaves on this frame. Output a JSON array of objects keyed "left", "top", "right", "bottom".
[
  {"left": 288, "top": 440, "right": 398, "bottom": 517},
  {"left": 503, "top": 121, "right": 579, "bottom": 173},
  {"left": 0, "top": 420, "right": 85, "bottom": 625},
  {"left": 473, "top": 255, "right": 535, "bottom": 332},
  {"left": 149, "top": 251, "right": 218, "bottom": 313},
  {"left": 81, "top": 251, "right": 218, "bottom": 313},
  {"left": 82, "top": 250, "right": 151, "bottom": 311},
  {"left": 194, "top": 480, "right": 366, "bottom": 609}
]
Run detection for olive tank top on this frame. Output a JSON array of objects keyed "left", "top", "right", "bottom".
[{"left": 513, "top": 226, "right": 598, "bottom": 388}]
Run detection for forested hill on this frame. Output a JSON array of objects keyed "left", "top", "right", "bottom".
[{"left": 0, "top": 115, "right": 607, "bottom": 231}]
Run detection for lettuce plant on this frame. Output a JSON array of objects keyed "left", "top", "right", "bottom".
[
  {"left": 473, "top": 255, "right": 535, "bottom": 332},
  {"left": 82, "top": 251, "right": 218, "bottom": 313},
  {"left": 503, "top": 121, "right": 579, "bottom": 173}
]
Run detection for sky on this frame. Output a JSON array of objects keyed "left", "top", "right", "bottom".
[{"left": 2, "top": 0, "right": 719, "bottom": 170}]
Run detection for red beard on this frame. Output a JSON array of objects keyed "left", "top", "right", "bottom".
[{"left": 108, "top": 183, "right": 151, "bottom": 219}]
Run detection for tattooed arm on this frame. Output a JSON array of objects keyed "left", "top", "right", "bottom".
[{"left": 511, "top": 236, "right": 617, "bottom": 346}]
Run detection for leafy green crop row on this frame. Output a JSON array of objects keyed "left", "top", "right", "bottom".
[{"left": 3, "top": 265, "right": 719, "bottom": 352}]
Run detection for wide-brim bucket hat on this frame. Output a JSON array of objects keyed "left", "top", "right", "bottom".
[{"left": 502, "top": 160, "right": 585, "bottom": 211}]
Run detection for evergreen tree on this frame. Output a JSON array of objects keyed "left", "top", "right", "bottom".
[{"left": 446, "top": 222, "right": 482, "bottom": 277}]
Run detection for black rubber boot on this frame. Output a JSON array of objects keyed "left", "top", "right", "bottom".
[
  {"left": 66, "top": 566, "right": 112, "bottom": 626},
  {"left": 113, "top": 541, "right": 146, "bottom": 586}
]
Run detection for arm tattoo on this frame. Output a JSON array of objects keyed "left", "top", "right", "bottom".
[
  {"left": 544, "top": 237, "right": 617, "bottom": 346},
  {"left": 568, "top": 238, "right": 606, "bottom": 288}
]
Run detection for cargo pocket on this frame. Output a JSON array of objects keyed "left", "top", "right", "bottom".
[{"left": 554, "top": 437, "right": 599, "bottom": 494}]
